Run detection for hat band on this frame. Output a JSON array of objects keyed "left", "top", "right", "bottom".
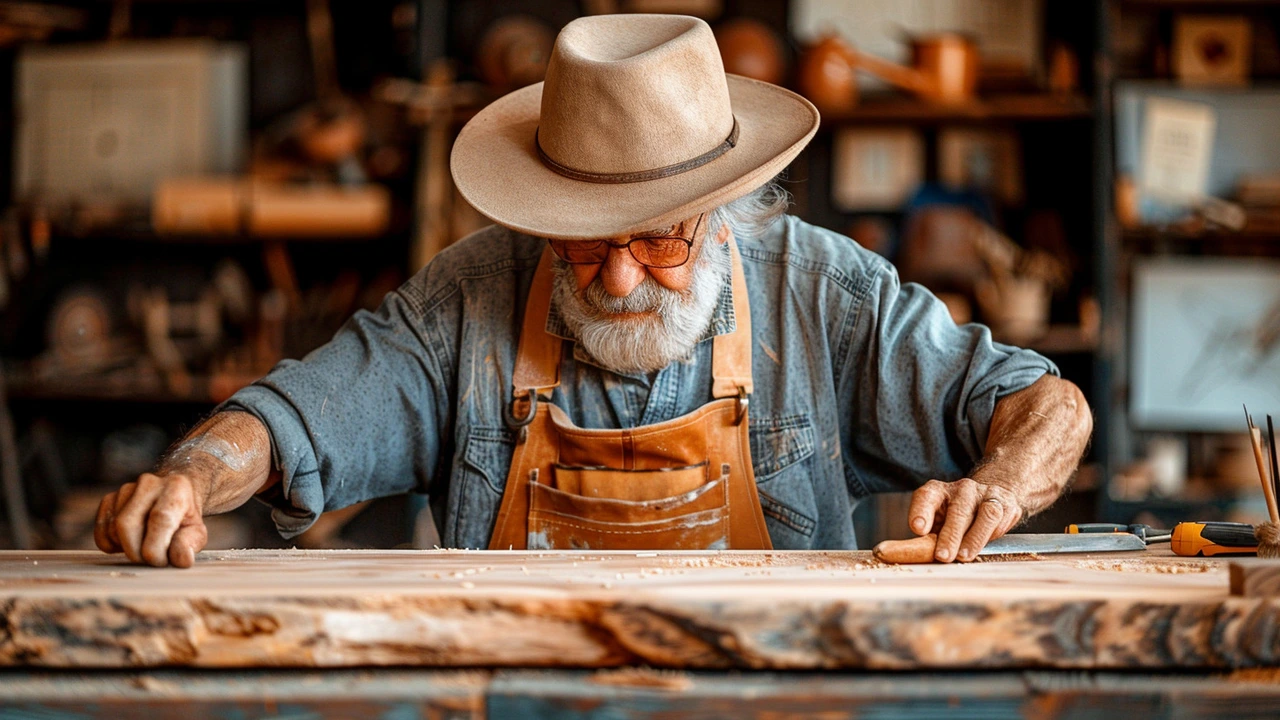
[{"left": 535, "top": 117, "right": 739, "bottom": 184}]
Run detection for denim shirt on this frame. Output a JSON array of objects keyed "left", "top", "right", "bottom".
[{"left": 224, "top": 215, "right": 1057, "bottom": 549}]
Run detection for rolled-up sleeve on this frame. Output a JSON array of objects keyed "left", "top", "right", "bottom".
[
  {"left": 220, "top": 287, "right": 449, "bottom": 538},
  {"left": 845, "top": 263, "right": 1057, "bottom": 493}
]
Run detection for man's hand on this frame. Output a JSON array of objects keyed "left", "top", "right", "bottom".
[
  {"left": 907, "top": 478, "right": 1022, "bottom": 563},
  {"left": 95, "top": 473, "right": 209, "bottom": 568},
  {"left": 903, "top": 374, "right": 1092, "bottom": 564},
  {"left": 93, "top": 410, "right": 277, "bottom": 569}
]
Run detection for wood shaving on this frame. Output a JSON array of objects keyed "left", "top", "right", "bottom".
[{"left": 1073, "top": 559, "right": 1213, "bottom": 574}]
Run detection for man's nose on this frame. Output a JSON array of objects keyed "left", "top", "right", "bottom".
[{"left": 599, "top": 244, "right": 647, "bottom": 297}]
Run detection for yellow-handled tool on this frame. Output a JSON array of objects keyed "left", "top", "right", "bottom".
[{"left": 1170, "top": 521, "right": 1258, "bottom": 557}]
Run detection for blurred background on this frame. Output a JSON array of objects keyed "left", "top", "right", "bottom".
[{"left": 0, "top": 0, "right": 1277, "bottom": 552}]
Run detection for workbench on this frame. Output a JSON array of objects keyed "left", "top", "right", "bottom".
[{"left": 2, "top": 548, "right": 1279, "bottom": 718}]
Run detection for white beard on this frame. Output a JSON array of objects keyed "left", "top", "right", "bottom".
[{"left": 551, "top": 240, "right": 731, "bottom": 374}]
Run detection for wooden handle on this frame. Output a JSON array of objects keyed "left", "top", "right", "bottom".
[
  {"left": 1250, "top": 428, "right": 1279, "bottom": 524},
  {"left": 873, "top": 534, "right": 939, "bottom": 564}
]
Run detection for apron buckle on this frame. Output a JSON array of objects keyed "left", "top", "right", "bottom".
[
  {"left": 505, "top": 389, "right": 539, "bottom": 443},
  {"left": 735, "top": 386, "right": 749, "bottom": 425}
]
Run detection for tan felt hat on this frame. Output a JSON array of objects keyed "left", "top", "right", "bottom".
[{"left": 451, "top": 14, "right": 820, "bottom": 241}]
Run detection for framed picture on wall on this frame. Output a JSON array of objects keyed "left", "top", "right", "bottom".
[
  {"left": 830, "top": 127, "right": 924, "bottom": 212},
  {"left": 1131, "top": 257, "right": 1280, "bottom": 431}
]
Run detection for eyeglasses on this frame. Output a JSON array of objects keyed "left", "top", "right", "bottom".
[{"left": 547, "top": 214, "right": 704, "bottom": 269}]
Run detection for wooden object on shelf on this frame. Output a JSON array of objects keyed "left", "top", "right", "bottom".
[
  {"left": 1174, "top": 15, "right": 1251, "bottom": 87},
  {"left": 1238, "top": 175, "right": 1280, "bottom": 207},
  {"left": 153, "top": 177, "right": 389, "bottom": 238},
  {"left": 152, "top": 178, "right": 243, "bottom": 235},
  {"left": 796, "top": 35, "right": 859, "bottom": 114},
  {"left": 0, "top": 549, "right": 1273, "bottom": 670},
  {"left": 798, "top": 33, "right": 978, "bottom": 112},
  {"left": 1048, "top": 42, "right": 1080, "bottom": 96},
  {"left": 247, "top": 182, "right": 389, "bottom": 238},
  {"left": 851, "top": 33, "right": 979, "bottom": 105},
  {"left": 714, "top": 18, "right": 786, "bottom": 86},
  {"left": 476, "top": 15, "right": 554, "bottom": 90},
  {"left": 45, "top": 288, "right": 113, "bottom": 371}
]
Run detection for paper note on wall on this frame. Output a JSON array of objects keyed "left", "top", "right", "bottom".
[{"left": 1139, "top": 97, "right": 1216, "bottom": 203}]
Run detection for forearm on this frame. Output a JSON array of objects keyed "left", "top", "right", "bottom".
[
  {"left": 157, "top": 410, "right": 278, "bottom": 515},
  {"left": 970, "top": 374, "right": 1092, "bottom": 520}
]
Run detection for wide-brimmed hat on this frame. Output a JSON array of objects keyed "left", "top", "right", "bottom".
[{"left": 451, "top": 14, "right": 820, "bottom": 241}]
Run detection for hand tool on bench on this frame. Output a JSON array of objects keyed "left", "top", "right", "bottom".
[
  {"left": 873, "top": 532, "right": 1146, "bottom": 564},
  {"left": 1065, "top": 523, "right": 1170, "bottom": 543},
  {"left": 1170, "top": 521, "right": 1259, "bottom": 557}
]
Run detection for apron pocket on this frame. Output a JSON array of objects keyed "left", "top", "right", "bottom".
[
  {"left": 528, "top": 476, "right": 730, "bottom": 550},
  {"left": 552, "top": 462, "right": 708, "bottom": 501}
]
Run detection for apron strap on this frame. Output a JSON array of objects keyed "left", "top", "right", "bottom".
[
  {"left": 712, "top": 234, "right": 753, "bottom": 399},
  {"left": 511, "top": 233, "right": 754, "bottom": 402},
  {"left": 512, "top": 248, "right": 562, "bottom": 400}
]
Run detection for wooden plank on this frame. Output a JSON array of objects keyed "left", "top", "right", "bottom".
[
  {"left": 490, "top": 670, "right": 1280, "bottom": 720},
  {"left": 4, "top": 669, "right": 1280, "bottom": 719},
  {"left": 1230, "top": 560, "right": 1280, "bottom": 597},
  {"left": 0, "top": 549, "right": 1274, "bottom": 670},
  {"left": 0, "top": 669, "right": 487, "bottom": 719}
]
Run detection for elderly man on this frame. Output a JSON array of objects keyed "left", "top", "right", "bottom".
[{"left": 95, "top": 14, "right": 1091, "bottom": 568}]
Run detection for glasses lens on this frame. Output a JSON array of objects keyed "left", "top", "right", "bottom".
[
  {"left": 549, "top": 240, "right": 609, "bottom": 264},
  {"left": 630, "top": 238, "right": 690, "bottom": 268}
]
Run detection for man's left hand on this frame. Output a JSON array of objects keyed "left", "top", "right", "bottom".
[{"left": 907, "top": 478, "right": 1023, "bottom": 563}]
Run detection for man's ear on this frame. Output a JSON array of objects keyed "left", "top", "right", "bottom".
[{"left": 714, "top": 222, "right": 731, "bottom": 245}]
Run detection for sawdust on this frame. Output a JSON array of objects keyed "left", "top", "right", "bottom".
[
  {"left": 0, "top": 577, "right": 83, "bottom": 587},
  {"left": 1072, "top": 559, "right": 1213, "bottom": 574},
  {"left": 590, "top": 667, "right": 692, "bottom": 691},
  {"left": 975, "top": 553, "right": 1044, "bottom": 563},
  {"left": 660, "top": 551, "right": 884, "bottom": 571}
]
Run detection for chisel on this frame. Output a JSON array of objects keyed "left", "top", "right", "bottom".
[
  {"left": 1065, "top": 522, "right": 1170, "bottom": 543},
  {"left": 1170, "top": 521, "right": 1258, "bottom": 557},
  {"left": 873, "top": 532, "right": 1146, "bottom": 564}
]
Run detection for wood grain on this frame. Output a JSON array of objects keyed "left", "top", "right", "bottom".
[
  {"left": 1, "top": 549, "right": 1275, "bottom": 670},
  {"left": 1230, "top": 560, "right": 1280, "bottom": 597}
]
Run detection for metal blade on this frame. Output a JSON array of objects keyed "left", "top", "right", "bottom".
[{"left": 978, "top": 533, "right": 1146, "bottom": 556}]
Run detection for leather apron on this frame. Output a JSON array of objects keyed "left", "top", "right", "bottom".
[{"left": 488, "top": 236, "right": 772, "bottom": 551}]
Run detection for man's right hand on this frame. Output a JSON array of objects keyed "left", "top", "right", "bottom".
[{"left": 94, "top": 473, "right": 209, "bottom": 569}]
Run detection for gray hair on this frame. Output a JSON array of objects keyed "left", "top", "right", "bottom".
[{"left": 705, "top": 177, "right": 791, "bottom": 241}]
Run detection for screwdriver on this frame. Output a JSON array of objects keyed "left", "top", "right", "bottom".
[
  {"left": 1065, "top": 523, "right": 1170, "bottom": 543},
  {"left": 1170, "top": 521, "right": 1258, "bottom": 557}
]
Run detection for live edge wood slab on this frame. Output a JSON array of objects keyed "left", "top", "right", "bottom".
[{"left": 1, "top": 549, "right": 1278, "bottom": 671}]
